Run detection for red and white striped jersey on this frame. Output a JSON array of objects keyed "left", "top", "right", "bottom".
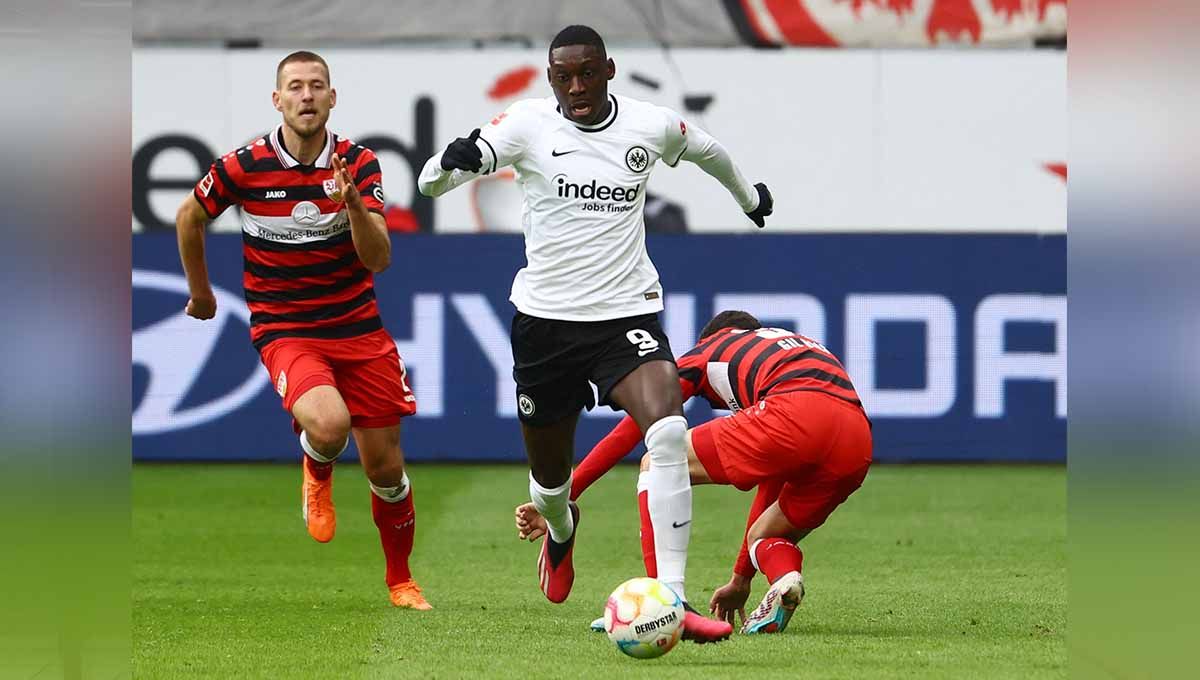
[
  {"left": 193, "top": 125, "right": 387, "bottom": 351},
  {"left": 678, "top": 326, "right": 863, "bottom": 414}
]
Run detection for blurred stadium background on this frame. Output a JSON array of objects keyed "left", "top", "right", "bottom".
[
  {"left": 133, "top": 0, "right": 1066, "bottom": 465},
  {"left": 130, "top": 2, "right": 1065, "bottom": 676}
]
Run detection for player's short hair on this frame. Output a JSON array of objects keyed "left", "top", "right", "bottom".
[
  {"left": 276, "top": 50, "right": 330, "bottom": 88},
  {"left": 700, "top": 310, "right": 762, "bottom": 340},
  {"left": 549, "top": 25, "right": 607, "bottom": 59}
]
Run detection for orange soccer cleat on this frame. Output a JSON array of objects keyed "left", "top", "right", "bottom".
[
  {"left": 389, "top": 580, "right": 432, "bottom": 610},
  {"left": 301, "top": 456, "right": 336, "bottom": 543}
]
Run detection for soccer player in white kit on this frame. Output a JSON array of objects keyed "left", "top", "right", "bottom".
[{"left": 418, "top": 25, "right": 773, "bottom": 642}]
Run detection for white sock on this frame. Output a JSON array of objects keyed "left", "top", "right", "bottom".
[
  {"left": 530, "top": 472, "right": 574, "bottom": 544},
  {"left": 644, "top": 415, "right": 690, "bottom": 603},
  {"left": 748, "top": 538, "right": 765, "bottom": 573},
  {"left": 300, "top": 430, "right": 348, "bottom": 463},
  {"left": 370, "top": 471, "right": 411, "bottom": 502},
  {"left": 636, "top": 470, "right": 650, "bottom": 542}
]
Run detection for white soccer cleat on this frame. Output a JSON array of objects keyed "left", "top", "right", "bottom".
[
  {"left": 741, "top": 571, "right": 804, "bottom": 635},
  {"left": 589, "top": 616, "right": 606, "bottom": 632}
]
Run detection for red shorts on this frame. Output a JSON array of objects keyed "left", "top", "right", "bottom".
[
  {"left": 258, "top": 329, "right": 416, "bottom": 431},
  {"left": 692, "top": 390, "right": 872, "bottom": 530}
]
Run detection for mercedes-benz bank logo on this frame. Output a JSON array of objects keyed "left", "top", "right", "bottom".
[
  {"left": 292, "top": 200, "right": 320, "bottom": 226},
  {"left": 132, "top": 270, "right": 269, "bottom": 434}
]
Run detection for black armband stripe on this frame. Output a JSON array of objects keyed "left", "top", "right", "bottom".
[
  {"left": 477, "top": 134, "right": 498, "bottom": 175},
  {"left": 665, "top": 141, "right": 687, "bottom": 168}
]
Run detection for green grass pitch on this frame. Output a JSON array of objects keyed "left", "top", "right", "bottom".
[{"left": 133, "top": 463, "right": 1064, "bottom": 679}]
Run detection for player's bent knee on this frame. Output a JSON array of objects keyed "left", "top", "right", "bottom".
[
  {"left": 530, "top": 461, "right": 571, "bottom": 489},
  {"left": 745, "top": 522, "right": 769, "bottom": 545},
  {"left": 365, "top": 461, "right": 405, "bottom": 488},
  {"left": 305, "top": 412, "right": 351, "bottom": 452},
  {"left": 747, "top": 508, "right": 809, "bottom": 545},
  {"left": 640, "top": 452, "right": 651, "bottom": 472},
  {"left": 645, "top": 415, "right": 688, "bottom": 465}
]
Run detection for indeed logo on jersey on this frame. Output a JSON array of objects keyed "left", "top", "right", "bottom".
[{"left": 553, "top": 173, "right": 641, "bottom": 203}]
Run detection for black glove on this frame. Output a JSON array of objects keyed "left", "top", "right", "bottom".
[
  {"left": 745, "top": 182, "right": 773, "bottom": 229},
  {"left": 440, "top": 128, "right": 484, "bottom": 172}
]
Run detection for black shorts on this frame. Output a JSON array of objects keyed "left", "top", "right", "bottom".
[{"left": 510, "top": 311, "right": 676, "bottom": 426}]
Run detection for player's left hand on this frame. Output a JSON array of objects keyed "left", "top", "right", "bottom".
[
  {"left": 745, "top": 182, "right": 773, "bottom": 228},
  {"left": 514, "top": 502, "right": 547, "bottom": 542},
  {"left": 330, "top": 153, "right": 361, "bottom": 207},
  {"left": 440, "top": 128, "right": 484, "bottom": 172},
  {"left": 710, "top": 575, "right": 752, "bottom": 626}
]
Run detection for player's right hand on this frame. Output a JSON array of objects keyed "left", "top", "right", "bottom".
[
  {"left": 186, "top": 291, "right": 217, "bottom": 320},
  {"left": 440, "top": 128, "right": 484, "bottom": 172},
  {"left": 514, "top": 502, "right": 548, "bottom": 542},
  {"left": 710, "top": 575, "right": 752, "bottom": 627},
  {"left": 745, "top": 182, "right": 774, "bottom": 228}
]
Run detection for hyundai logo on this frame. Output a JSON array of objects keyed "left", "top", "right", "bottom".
[{"left": 132, "top": 269, "right": 269, "bottom": 434}]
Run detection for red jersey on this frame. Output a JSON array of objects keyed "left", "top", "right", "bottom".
[
  {"left": 570, "top": 325, "right": 866, "bottom": 580},
  {"left": 193, "top": 125, "right": 387, "bottom": 352},
  {"left": 571, "top": 325, "right": 864, "bottom": 501},
  {"left": 677, "top": 327, "right": 862, "bottom": 413}
]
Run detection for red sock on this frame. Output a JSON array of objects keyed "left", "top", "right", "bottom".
[
  {"left": 304, "top": 453, "right": 332, "bottom": 481},
  {"left": 753, "top": 537, "right": 804, "bottom": 583},
  {"left": 638, "top": 489, "right": 657, "bottom": 578},
  {"left": 371, "top": 490, "right": 415, "bottom": 586}
]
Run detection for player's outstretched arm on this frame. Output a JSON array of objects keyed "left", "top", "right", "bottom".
[
  {"left": 421, "top": 101, "right": 532, "bottom": 198},
  {"left": 176, "top": 195, "right": 216, "bottom": 320},
  {"left": 711, "top": 480, "right": 783, "bottom": 625},
  {"left": 731, "top": 479, "right": 786, "bottom": 578},
  {"left": 571, "top": 416, "right": 644, "bottom": 500},
  {"left": 675, "top": 121, "right": 774, "bottom": 229}
]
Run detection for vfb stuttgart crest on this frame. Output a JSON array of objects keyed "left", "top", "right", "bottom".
[
  {"left": 625, "top": 145, "right": 649, "bottom": 173},
  {"left": 322, "top": 178, "right": 342, "bottom": 202}
]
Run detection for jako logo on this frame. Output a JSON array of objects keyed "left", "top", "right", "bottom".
[
  {"left": 553, "top": 174, "right": 640, "bottom": 202},
  {"left": 132, "top": 269, "right": 269, "bottom": 434}
]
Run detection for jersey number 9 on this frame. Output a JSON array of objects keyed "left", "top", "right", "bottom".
[{"left": 626, "top": 329, "right": 661, "bottom": 357}]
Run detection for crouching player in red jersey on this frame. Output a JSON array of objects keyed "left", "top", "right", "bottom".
[
  {"left": 175, "top": 51, "right": 429, "bottom": 609},
  {"left": 516, "top": 310, "right": 872, "bottom": 633}
]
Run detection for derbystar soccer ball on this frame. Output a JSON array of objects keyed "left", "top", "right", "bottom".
[{"left": 603, "top": 577, "right": 685, "bottom": 659}]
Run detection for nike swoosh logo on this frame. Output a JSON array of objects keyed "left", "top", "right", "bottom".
[
  {"left": 638, "top": 348, "right": 657, "bottom": 357},
  {"left": 672, "top": 520, "right": 691, "bottom": 528},
  {"left": 551, "top": 149, "right": 579, "bottom": 157}
]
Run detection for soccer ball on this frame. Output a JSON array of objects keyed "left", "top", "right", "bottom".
[{"left": 603, "top": 577, "right": 685, "bottom": 659}]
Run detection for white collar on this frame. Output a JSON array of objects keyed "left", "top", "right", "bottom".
[
  {"left": 272, "top": 124, "right": 334, "bottom": 168},
  {"left": 561, "top": 94, "right": 619, "bottom": 133}
]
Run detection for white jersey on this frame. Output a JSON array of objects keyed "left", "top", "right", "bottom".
[{"left": 419, "top": 94, "right": 759, "bottom": 322}]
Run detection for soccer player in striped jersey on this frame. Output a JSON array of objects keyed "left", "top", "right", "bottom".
[
  {"left": 516, "top": 310, "right": 873, "bottom": 635},
  {"left": 175, "top": 51, "right": 430, "bottom": 610}
]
